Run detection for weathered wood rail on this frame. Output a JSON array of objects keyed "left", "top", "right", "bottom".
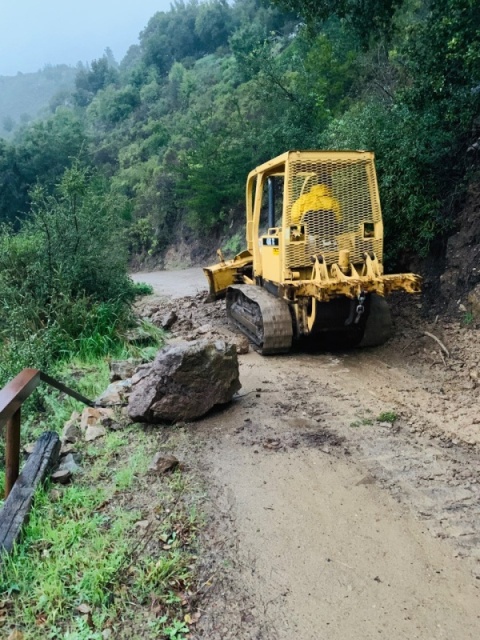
[
  {"left": 0, "top": 368, "right": 93, "bottom": 554},
  {"left": 0, "top": 432, "right": 61, "bottom": 553},
  {"left": 0, "top": 368, "right": 94, "bottom": 497}
]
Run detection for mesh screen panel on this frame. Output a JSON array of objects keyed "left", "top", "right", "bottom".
[{"left": 285, "top": 155, "right": 383, "bottom": 268}]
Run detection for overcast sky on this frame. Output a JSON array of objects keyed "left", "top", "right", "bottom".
[{"left": 0, "top": 1, "right": 173, "bottom": 76}]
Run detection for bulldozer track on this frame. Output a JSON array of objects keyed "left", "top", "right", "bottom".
[{"left": 226, "top": 285, "right": 293, "bottom": 354}]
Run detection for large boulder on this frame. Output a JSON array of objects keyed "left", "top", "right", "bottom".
[{"left": 127, "top": 340, "right": 241, "bottom": 423}]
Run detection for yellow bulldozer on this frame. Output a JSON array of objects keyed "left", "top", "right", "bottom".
[{"left": 204, "top": 150, "right": 421, "bottom": 354}]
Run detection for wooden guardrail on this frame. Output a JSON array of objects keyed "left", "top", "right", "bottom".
[{"left": 0, "top": 368, "right": 94, "bottom": 498}]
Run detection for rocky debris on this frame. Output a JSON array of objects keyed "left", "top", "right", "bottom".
[
  {"left": 80, "top": 407, "right": 111, "bottom": 430},
  {"left": 80, "top": 407, "right": 101, "bottom": 431},
  {"left": 85, "top": 425, "right": 106, "bottom": 442},
  {"left": 61, "top": 408, "right": 123, "bottom": 448},
  {"left": 109, "top": 358, "right": 143, "bottom": 382},
  {"left": 51, "top": 469, "right": 72, "bottom": 484},
  {"left": 157, "top": 309, "right": 177, "bottom": 330},
  {"left": 262, "top": 438, "right": 282, "bottom": 450},
  {"left": 57, "top": 453, "right": 82, "bottom": 475},
  {"left": 234, "top": 335, "right": 249, "bottom": 355},
  {"left": 136, "top": 291, "right": 236, "bottom": 337},
  {"left": 149, "top": 453, "right": 179, "bottom": 474},
  {"left": 135, "top": 290, "right": 255, "bottom": 357},
  {"left": 96, "top": 380, "right": 132, "bottom": 406},
  {"left": 197, "top": 323, "right": 213, "bottom": 336},
  {"left": 62, "top": 412, "right": 81, "bottom": 443},
  {"left": 77, "top": 406, "right": 119, "bottom": 441},
  {"left": 60, "top": 443, "right": 76, "bottom": 457},
  {"left": 128, "top": 340, "right": 241, "bottom": 423}
]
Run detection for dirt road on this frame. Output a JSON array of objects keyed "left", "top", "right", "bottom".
[
  {"left": 136, "top": 269, "right": 480, "bottom": 639},
  {"left": 132, "top": 268, "right": 206, "bottom": 298}
]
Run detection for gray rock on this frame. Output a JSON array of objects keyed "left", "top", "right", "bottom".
[
  {"left": 23, "top": 443, "right": 36, "bottom": 457},
  {"left": 128, "top": 339, "right": 241, "bottom": 423},
  {"left": 60, "top": 443, "right": 76, "bottom": 457},
  {"left": 85, "top": 425, "right": 107, "bottom": 441},
  {"left": 96, "top": 380, "right": 132, "bottom": 406},
  {"left": 58, "top": 453, "right": 82, "bottom": 475},
  {"left": 234, "top": 335, "right": 250, "bottom": 355},
  {"left": 160, "top": 309, "right": 178, "bottom": 330},
  {"left": 149, "top": 453, "right": 179, "bottom": 474},
  {"left": 197, "top": 323, "right": 213, "bottom": 335},
  {"left": 62, "top": 413, "right": 82, "bottom": 443},
  {"left": 109, "top": 358, "right": 143, "bottom": 382},
  {"left": 52, "top": 469, "right": 73, "bottom": 484},
  {"left": 131, "top": 364, "right": 151, "bottom": 385}
]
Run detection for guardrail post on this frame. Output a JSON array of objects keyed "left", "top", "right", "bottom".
[
  {"left": 5, "top": 407, "right": 21, "bottom": 498},
  {"left": 1, "top": 368, "right": 93, "bottom": 500}
]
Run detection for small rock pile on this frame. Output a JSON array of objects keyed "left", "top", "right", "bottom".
[
  {"left": 135, "top": 292, "right": 249, "bottom": 354},
  {"left": 40, "top": 336, "right": 242, "bottom": 484},
  {"left": 42, "top": 406, "right": 123, "bottom": 484}
]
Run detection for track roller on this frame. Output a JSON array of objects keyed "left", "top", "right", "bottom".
[{"left": 226, "top": 285, "right": 293, "bottom": 354}]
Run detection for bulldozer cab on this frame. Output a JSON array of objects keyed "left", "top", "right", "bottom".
[{"left": 248, "top": 150, "right": 384, "bottom": 283}]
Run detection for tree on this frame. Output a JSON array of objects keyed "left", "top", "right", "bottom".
[
  {"left": 73, "top": 57, "right": 119, "bottom": 107},
  {"left": 270, "top": 0, "right": 403, "bottom": 44},
  {"left": 88, "top": 85, "right": 140, "bottom": 127},
  {"left": 0, "top": 110, "right": 87, "bottom": 225},
  {"left": 140, "top": 1, "right": 203, "bottom": 75},
  {"left": 195, "top": 0, "right": 233, "bottom": 53}
]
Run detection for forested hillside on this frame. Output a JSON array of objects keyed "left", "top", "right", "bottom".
[
  {"left": 1, "top": 0, "right": 479, "bottom": 267},
  {"left": 0, "top": 6, "right": 479, "bottom": 632},
  {"left": 0, "top": 64, "right": 77, "bottom": 138}
]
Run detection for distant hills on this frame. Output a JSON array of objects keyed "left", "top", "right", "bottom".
[{"left": 0, "top": 65, "right": 77, "bottom": 138}]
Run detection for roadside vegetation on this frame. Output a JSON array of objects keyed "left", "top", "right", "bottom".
[
  {"left": 0, "top": 0, "right": 478, "bottom": 267},
  {"left": 0, "top": 412, "right": 202, "bottom": 639}
]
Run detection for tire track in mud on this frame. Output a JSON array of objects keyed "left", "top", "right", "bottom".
[
  {"left": 135, "top": 269, "right": 480, "bottom": 638},
  {"left": 274, "top": 351, "right": 480, "bottom": 562},
  {"left": 184, "top": 350, "right": 480, "bottom": 639}
]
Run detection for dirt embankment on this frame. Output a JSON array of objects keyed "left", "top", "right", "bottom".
[
  {"left": 133, "top": 270, "right": 480, "bottom": 639},
  {"left": 441, "top": 179, "right": 480, "bottom": 313}
]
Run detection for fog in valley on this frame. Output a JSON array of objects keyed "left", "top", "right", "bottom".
[{"left": 0, "top": 0, "right": 172, "bottom": 76}]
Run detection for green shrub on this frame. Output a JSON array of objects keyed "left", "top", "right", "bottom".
[
  {"left": 0, "top": 164, "right": 136, "bottom": 387},
  {"left": 131, "top": 281, "right": 154, "bottom": 296}
]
